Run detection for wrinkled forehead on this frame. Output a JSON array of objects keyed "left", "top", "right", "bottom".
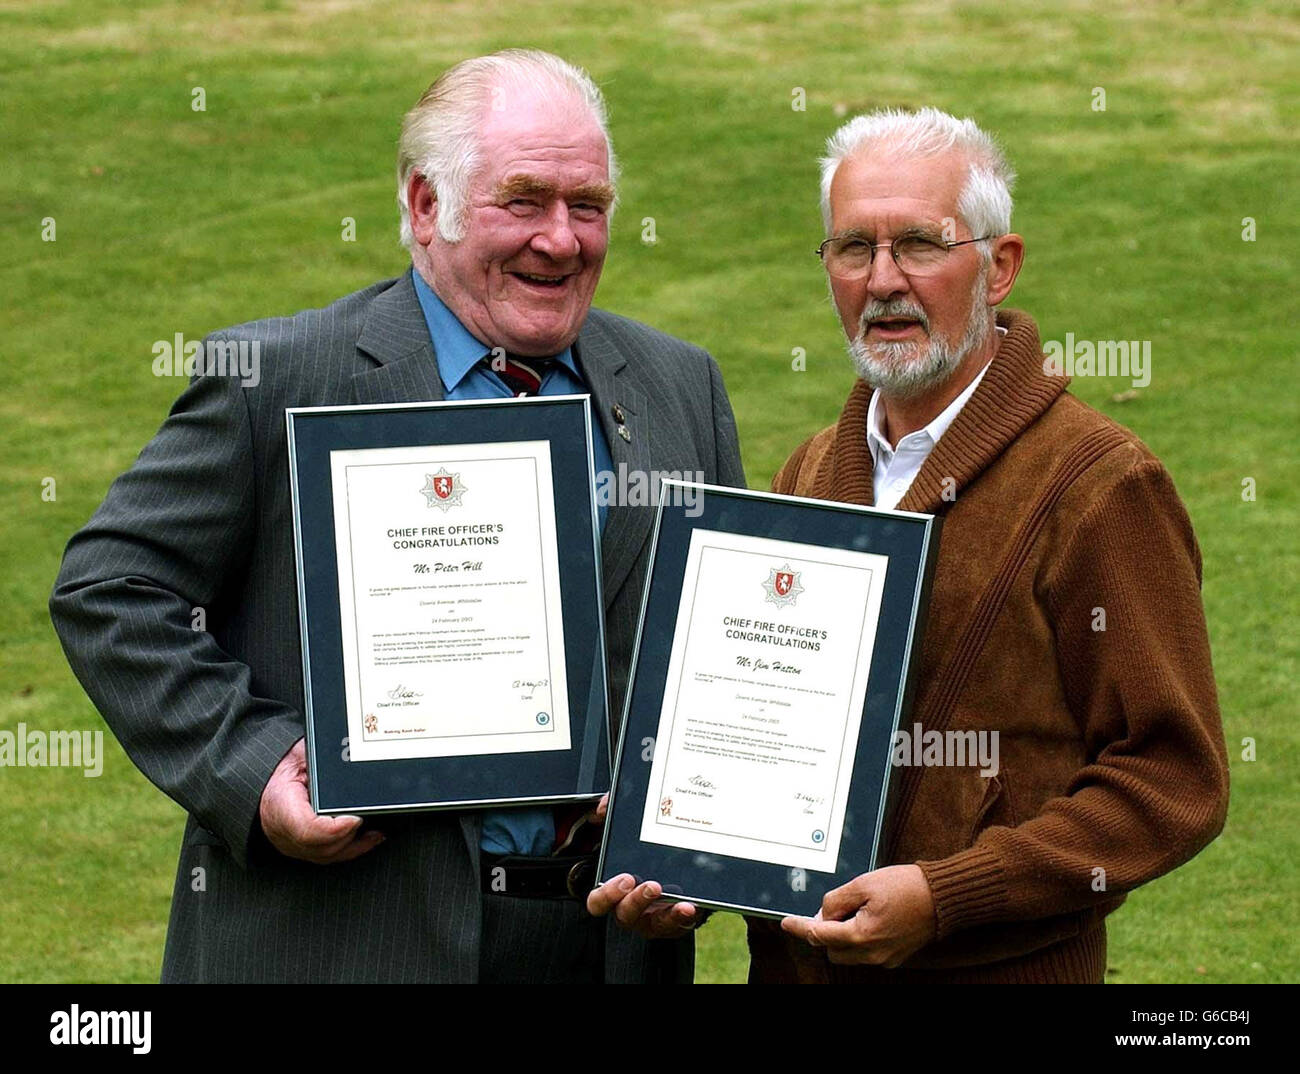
[
  {"left": 476, "top": 79, "right": 611, "bottom": 165},
  {"left": 829, "top": 146, "right": 969, "bottom": 230},
  {"left": 470, "top": 108, "right": 612, "bottom": 208}
]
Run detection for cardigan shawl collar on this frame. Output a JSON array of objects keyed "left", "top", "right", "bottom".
[{"left": 807, "top": 309, "right": 1067, "bottom": 512}]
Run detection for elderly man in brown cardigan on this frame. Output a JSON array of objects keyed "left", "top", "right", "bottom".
[{"left": 744, "top": 108, "right": 1229, "bottom": 983}]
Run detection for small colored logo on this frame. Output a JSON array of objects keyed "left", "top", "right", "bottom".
[
  {"left": 536, "top": 712, "right": 550, "bottom": 726},
  {"left": 762, "top": 563, "right": 804, "bottom": 608},
  {"left": 421, "top": 467, "right": 466, "bottom": 510},
  {"left": 811, "top": 829, "right": 825, "bottom": 844},
  {"left": 660, "top": 797, "right": 673, "bottom": 817},
  {"left": 364, "top": 713, "right": 377, "bottom": 734}
]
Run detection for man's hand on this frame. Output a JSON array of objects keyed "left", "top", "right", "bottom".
[
  {"left": 587, "top": 874, "right": 701, "bottom": 939},
  {"left": 584, "top": 796, "right": 700, "bottom": 937},
  {"left": 258, "top": 738, "right": 385, "bottom": 864},
  {"left": 781, "top": 864, "right": 937, "bottom": 967}
]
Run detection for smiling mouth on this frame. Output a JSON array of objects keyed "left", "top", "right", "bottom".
[{"left": 511, "top": 271, "right": 571, "bottom": 289}]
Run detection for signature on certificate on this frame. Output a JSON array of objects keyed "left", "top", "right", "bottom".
[
  {"left": 794, "top": 791, "right": 825, "bottom": 814},
  {"left": 512, "top": 678, "right": 549, "bottom": 699}
]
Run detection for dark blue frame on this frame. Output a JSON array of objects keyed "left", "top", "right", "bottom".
[
  {"left": 286, "top": 396, "right": 609, "bottom": 815},
  {"left": 598, "top": 483, "right": 940, "bottom": 918}
]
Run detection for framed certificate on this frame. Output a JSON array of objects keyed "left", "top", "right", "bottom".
[
  {"left": 286, "top": 395, "right": 609, "bottom": 815},
  {"left": 597, "top": 482, "right": 939, "bottom": 918}
]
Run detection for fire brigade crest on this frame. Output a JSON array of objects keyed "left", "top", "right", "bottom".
[
  {"left": 762, "top": 563, "right": 804, "bottom": 608},
  {"left": 420, "top": 467, "right": 466, "bottom": 510}
]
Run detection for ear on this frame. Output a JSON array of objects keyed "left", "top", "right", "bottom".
[
  {"left": 407, "top": 173, "right": 438, "bottom": 246},
  {"left": 984, "top": 233, "right": 1025, "bottom": 306}
]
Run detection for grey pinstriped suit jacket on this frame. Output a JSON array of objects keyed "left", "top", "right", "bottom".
[{"left": 49, "top": 270, "right": 746, "bottom": 982}]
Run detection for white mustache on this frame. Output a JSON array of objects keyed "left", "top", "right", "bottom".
[{"left": 858, "top": 301, "right": 930, "bottom": 335}]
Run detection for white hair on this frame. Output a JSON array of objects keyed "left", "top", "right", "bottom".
[
  {"left": 396, "top": 49, "right": 618, "bottom": 248},
  {"left": 819, "top": 107, "right": 1015, "bottom": 259}
]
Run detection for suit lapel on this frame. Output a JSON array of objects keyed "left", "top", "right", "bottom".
[
  {"left": 351, "top": 271, "right": 446, "bottom": 405},
  {"left": 574, "top": 317, "right": 653, "bottom": 606}
]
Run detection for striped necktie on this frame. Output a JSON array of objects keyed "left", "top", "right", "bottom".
[{"left": 486, "top": 354, "right": 554, "bottom": 397}]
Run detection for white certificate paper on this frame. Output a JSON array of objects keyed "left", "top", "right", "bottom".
[
  {"left": 330, "top": 441, "right": 570, "bottom": 762},
  {"left": 639, "top": 530, "right": 888, "bottom": 871}
]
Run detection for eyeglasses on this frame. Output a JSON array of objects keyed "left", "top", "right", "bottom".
[{"left": 816, "top": 232, "right": 992, "bottom": 280}]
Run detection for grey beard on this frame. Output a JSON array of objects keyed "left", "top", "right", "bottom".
[{"left": 848, "top": 275, "right": 993, "bottom": 400}]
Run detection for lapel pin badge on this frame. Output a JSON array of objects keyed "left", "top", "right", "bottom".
[
  {"left": 612, "top": 403, "right": 626, "bottom": 424},
  {"left": 617, "top": 425, "right": 632, "bottom": 443}
]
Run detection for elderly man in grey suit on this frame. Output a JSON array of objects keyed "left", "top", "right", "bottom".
[{"left": 49, "top": 49, "right": 744, "bottom": 983}]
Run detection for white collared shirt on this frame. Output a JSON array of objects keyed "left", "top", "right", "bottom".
[{"left": 866, "top": 327, "right": 1005, "bottom": 510}]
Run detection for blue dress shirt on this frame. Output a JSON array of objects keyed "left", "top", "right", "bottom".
[{"left": 410, "top": 269, "right": 613, "bottom": 856}]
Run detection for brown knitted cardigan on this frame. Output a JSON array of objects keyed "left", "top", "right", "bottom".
[{"left": 747, "top": 308, "right": 1229, "bottom": 984}]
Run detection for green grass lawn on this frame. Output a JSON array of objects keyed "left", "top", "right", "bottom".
[{"left": 2, "top": 0, "right": 1295, "bottom": 983}]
